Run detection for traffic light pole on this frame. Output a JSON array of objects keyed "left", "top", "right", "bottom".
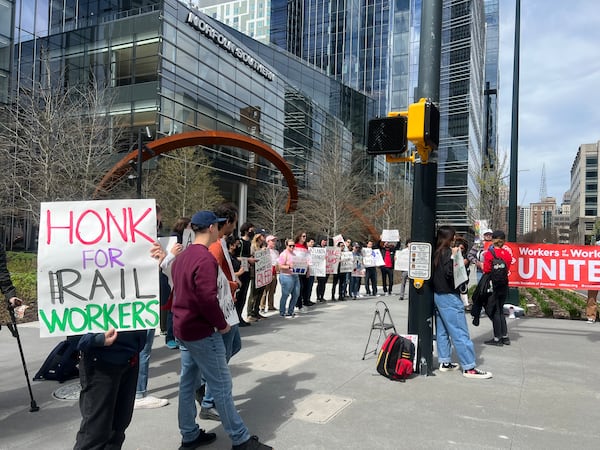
[{"left": 407, "top": 0, "right": 442, "bottom": 375}]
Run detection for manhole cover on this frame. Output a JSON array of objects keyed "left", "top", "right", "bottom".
[{"left": 53, "top": 382, "right": 81, "bottom": 400}]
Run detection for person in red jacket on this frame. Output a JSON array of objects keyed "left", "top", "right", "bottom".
[{"left": 483, "top": 230, "right": 513, "bottom": 346}]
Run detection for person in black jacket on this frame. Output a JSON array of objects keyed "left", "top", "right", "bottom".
[
  {"left": 0, "top": 243, "right": 22, "bottom": 334},
  {"left": 431, "top": 225, "right": 492, "bottom": 380}
]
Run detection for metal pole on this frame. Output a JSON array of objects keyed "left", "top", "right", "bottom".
[
  {"left": 407, "top": 0, "right": 442, "bottom": 375},
  {"left": 136, "top": 128, "right": 143, "bottom": 199},
  {"left": 507, "top": 0, "right": 520, "bottom": 304}
]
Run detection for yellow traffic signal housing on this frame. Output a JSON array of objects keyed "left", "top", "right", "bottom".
[{"left": 407, "top": 98, "right": 439, "bottom": 150}]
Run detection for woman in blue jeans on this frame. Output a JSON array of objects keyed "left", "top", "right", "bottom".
[
  {"left": 432, "top": 225, "right": 492, "bottom": 379},
  {"left": 278, "top": 240, "right": 300, "bottom": 317}
]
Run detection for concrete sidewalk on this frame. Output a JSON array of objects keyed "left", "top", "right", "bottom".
[{"left": 1, "top": 284, "right": 600, "bottom": 449}]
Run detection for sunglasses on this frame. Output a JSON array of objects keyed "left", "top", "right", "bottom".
[{"left": 288, "top": 244, "right": 295, "bottom": 248}]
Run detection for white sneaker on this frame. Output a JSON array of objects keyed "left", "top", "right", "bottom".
[{"left": 134, "top": 395, "right": 169, "bottom": 409}]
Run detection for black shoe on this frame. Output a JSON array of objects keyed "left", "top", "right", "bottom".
[
  {"left": 239, "top": 320, "right": 251, "bottom": 327},
  {"left": 303, "top": 301, "right": 316, "bottom": 306},
  {"left": 502, "top": 337, "right": 511, "bottom": 345},
  {"left": 232, "top": 435, "right": 272, "bottom": 450},
  {"left": 179, "top": 430, "right": 217, "bottom": 449},
  {"left": 472, "top": 316, "right": 480, "bottom": 327},
  {"left": 484, "top": 338, "right": 503, "bottom": 346}
]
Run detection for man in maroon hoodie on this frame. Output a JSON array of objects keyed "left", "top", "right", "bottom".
[{"left": 171, "top": 210, "right": 270, "bottom": 450}]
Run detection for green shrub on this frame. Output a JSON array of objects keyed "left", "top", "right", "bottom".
[{"left": 6, "top": 251, "right": 37, "bottom": 302}]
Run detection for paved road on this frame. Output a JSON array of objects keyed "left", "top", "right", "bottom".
[{"left": 1, "top": 284, "right": 600, "bottom": 449}]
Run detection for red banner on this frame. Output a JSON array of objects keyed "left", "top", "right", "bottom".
[{"left": 505, "top": 242, "right": 600, "bottom": 290}]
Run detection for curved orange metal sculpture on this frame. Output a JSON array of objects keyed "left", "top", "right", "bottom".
[{"left": 94, "top": 130, "right": 298, "bottom": 213}]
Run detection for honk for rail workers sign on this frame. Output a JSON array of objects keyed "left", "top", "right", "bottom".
[{"left": 37, "top": 200, "right": 160, "bottom": 337}]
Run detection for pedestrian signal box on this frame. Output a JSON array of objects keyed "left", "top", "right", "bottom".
[
  {"left": 366, "top": 116, "right": 408, "bottom": 155},
  {"left": 407, "top": 98, "right": 439, "bottom": 150}
]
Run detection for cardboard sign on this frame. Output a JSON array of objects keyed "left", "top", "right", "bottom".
[
  {"left": 506, "top": 242, "right": 600, "bottom": 290},
  {"left": 309, "top": 247, "right": 327, "bottom": 277},
  {"left": 332, "top": 234, "right": 345, "bottom": 246},
  {"left": 37, "top": 200, "right": 159, "bottom": 337},
  {"left": 254, "top": 248, "right": 273, "bottom": 288}
]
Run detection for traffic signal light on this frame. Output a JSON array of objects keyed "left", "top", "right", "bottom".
[
  {"left": 407, "top": 98, "right": 439, "bottom": 150},
  {"left": 366, "top": 116, "right": 408, "bottom": 155}
]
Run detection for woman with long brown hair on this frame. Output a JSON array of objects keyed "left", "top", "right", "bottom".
[{"left": 432, "top": 225, "right": 492, "bottom": 379}]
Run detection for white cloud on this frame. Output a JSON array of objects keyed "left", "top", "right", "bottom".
[{"left": 498, "top": 0, "right": 600, "bottom": 205}]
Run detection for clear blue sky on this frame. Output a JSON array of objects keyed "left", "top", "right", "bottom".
[{"left": 498, "top": 0, "right": 600, "bottom": 206}]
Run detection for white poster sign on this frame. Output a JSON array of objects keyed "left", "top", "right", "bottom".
[
  {"left": 37, "top": 199, "right": 159, "bottom": 337},
  {"left": 395, "top": 247, "right": 410, "bottom": 272},
  {"left": 309, "top": 247, "right": 327, "bottom": 277},
  {"left": 325, "top": 247, "right": 341, "bottom": 274},
  {"left": 381, "top": 229, "right": 400, "bottom": 242},
  {"left": 254, "top": 248, "right": 273, "bottom": 288},
  {"left": 339, "top": 251, "right": 354, "bottom": 273}
]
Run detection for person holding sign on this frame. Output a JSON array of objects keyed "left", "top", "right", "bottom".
[
  {"left": 432, "top": 225, "right": 492, "bottom": 380},
  {"left": 379, "top": 241, "right": 397, "bottom": 295},
  {"left": 171, "top": 211, "right": 271, "bottom": 450},
  {"left": 278, "top": 240, "right": 301, "bottom": 317}
]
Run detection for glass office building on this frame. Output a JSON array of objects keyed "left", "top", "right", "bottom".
[{"left": 3, "top": 0, "right": 370, "bottom": 229}]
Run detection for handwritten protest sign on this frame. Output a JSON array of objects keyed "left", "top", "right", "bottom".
[
  {"left": 339, "top": 251, "right": 354, "bottom": 273},
  {"left": 254, "top": 248, "right": 273, "bottom": 288},
  {"left": 506, "top": 242, "right": 600, "bottom": 290},
  {"left": 362, "top": 248, "right": 384, "bottom": 267},
  {"left": 309, "top": 247, "right": 327, "bottom": 277},
  {"left": 333, "top": 234, "right": 345, "bottom": 246},
  {"left": 326, "top": 247, "right": 341, "bottom": 274},
  {"left": 37, "top": 200, "right": 159, "bottom": 338},
  {"left": 292, "top": 250, "right": 309, "bottom": 275}
]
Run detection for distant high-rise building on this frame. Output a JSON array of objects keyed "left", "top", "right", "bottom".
[
  {"left": 519, "top": 205, "right": 531, "bottom": 236},
  {"left": 530, "top": 197, "right": 557, "bottom": 233},
  {"left": 570, "top": 142, "right": 600, "bottom": 244}
]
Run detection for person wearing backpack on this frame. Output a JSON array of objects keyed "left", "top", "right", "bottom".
[{"left": 483, "top": 230, "right": 513, "bottom": 346}]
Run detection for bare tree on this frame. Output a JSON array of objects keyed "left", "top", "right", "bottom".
[
  {"left": 296, "top": 132, "right": 368, "bottom": 240},
  {"left": 248, "top": 181, "right": 292, "bottom": 238},
  {"left": 0, "top": 67, "right": 121, "bottom": 224},
  {"left": 145, "top": 147, "right": 224, "bottom": 228}
]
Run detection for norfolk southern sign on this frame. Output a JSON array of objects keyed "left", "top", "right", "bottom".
[{"left": 186, "top": 12, "right": 275, "bottom": 81}]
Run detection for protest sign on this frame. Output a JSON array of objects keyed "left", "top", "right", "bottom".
[
  {"left": 254, "top": 248, "right": 273, "bottom": 288},
  {"left": 326, "top": 247, "right": 341, "bottom": 274},
  {"left": 381, "top": 229, "right": 400, "bottom": 242},
  {"left": 352, "top": 254, "right": 365, "bottom": 277},
  {"left": 182, "top": 228, "right": 194, "bottom": 248},
  {"left": 309, "top": 247, "right": 327, "bottom": 277},
  {"left": 333, "top": 234, "right": 345, "bottom": 246},
  {"left": 339, "top": 251, "right": 354, "bottom": 273},
  {"left": 395, "top": 246, "right": 409, "bottom": 272},
  {"left": 506, "top": 242, "right": 600, "bottom": 290},
  {"left": 37, "top": 200, "right": 159, "bottom": 338},
  {"left": 362, "top": 248, "right": 375, "bottom": 267},
  {"left": 291, "top": 250, "right": 309, "bottom": 275}
]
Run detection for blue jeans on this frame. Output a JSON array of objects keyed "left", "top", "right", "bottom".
[
  {"left": 434, "top": 292, "right": 476, "bottom": 370},
  {"left": 136, "top": 328, "right": 154, "bottom": 398},
  {"left": 201, "top": 325, "right": 241, "bottom": 409},
  {"left": 279, "top": 274, "right": 299, "bottom": 315},
  {"left": 178, "top": 332, "right": 250, "bottom": 446},
  {"left": 350, "top": 276, "right": 361, "bottom": 297}
]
